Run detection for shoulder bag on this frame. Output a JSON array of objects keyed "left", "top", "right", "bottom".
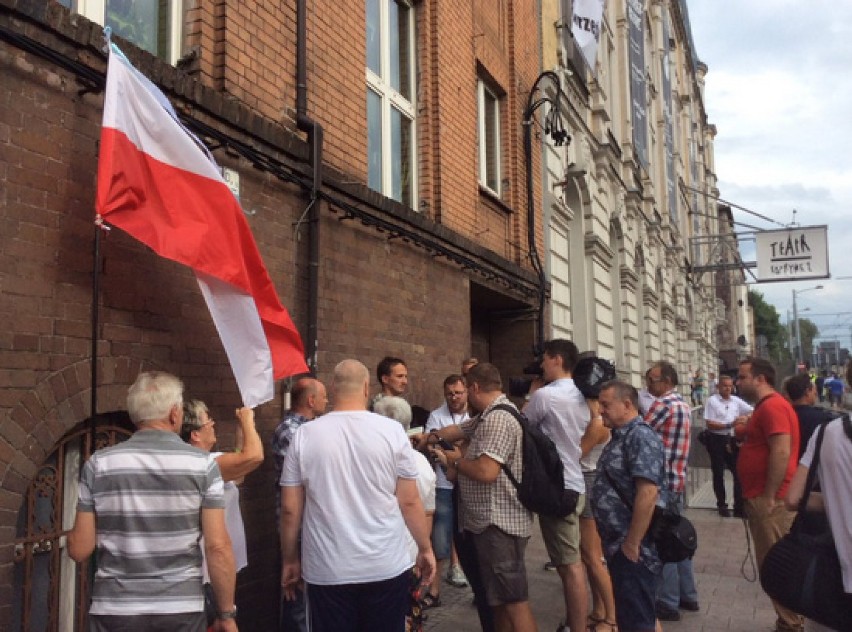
[
  {"left": 759, "top": 416, "right": 852, "bottom": 630},
  {"left": 601, "top": 422, "right": 697, "bottom": 564}
]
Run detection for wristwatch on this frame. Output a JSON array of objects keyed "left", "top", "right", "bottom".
[{"left": 217, "top": 607, "right": 238, "bottom": 620}]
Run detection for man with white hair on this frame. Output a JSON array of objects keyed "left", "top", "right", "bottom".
[
  {"left": 280, "top": 360, "right": 435, "bottom": 632},
  {"left": 68, "top": 371, "right": 238, "bottom": 631}
]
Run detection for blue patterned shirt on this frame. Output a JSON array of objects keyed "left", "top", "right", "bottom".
[
  {"left": 591, "top": 416, "right": 665, "bottom": 572},
  {"left": 273, "top": 411, "right": 309, "bottom": 485}
]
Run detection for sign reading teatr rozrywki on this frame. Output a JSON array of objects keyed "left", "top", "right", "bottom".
[{"left": 755, "top": 225, "right": 829, "bottom": 282}]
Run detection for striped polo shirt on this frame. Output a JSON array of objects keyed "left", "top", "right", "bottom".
[{"left": 77, "top": 428, "right": 225, "bottom": 615}]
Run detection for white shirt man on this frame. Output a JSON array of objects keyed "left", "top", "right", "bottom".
[
  {"left": 522, "top": 339, "right": 589, "bottom": 632},
  {"left": 704, "top": 378, "right": 753, "bottom": 437},
  {"left": 703, "top": 375, "right": 752, "bottom": 518},
  {"left": 280, "top": 359, "right": 435, "bottom": 632}
]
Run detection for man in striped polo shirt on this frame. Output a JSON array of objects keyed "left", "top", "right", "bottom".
[{"left": 68, "top": 371, "right": 238, "bottom": 632}]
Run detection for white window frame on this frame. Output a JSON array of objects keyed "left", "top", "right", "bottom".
[
  {"left": 477, "top": 79, "right": 502, "bottom": 196},
  {"left": 365, "top": 0, "right": 417, "bottom": 208},
  {"left": 75, "top": 0, "right": 184, "bottom": 65}
]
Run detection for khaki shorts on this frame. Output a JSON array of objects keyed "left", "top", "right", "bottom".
[
  {"left": 539, "top": 493, "right": 585, "bottom": 566},
  {"left": 471, "top": 526, "right": 530, "bottom": 606}
]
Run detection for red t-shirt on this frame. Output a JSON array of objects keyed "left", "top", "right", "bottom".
[{"left": 736, "top": 392, "right": 800, "bottom": 499}]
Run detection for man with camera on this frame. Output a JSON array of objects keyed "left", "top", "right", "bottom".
[{"left": 521, "top": 339, "right": 590, "bottom": 632}]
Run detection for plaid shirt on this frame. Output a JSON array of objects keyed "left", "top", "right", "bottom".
[
  {"left": 457, "top": 395, "right": 532, "bottom": 537},
  {"left": 273, "top": 411, "right": 309, "bottom": 485},
  {"left": 644, "top": 390, "right": 691, "bottom": 493}
]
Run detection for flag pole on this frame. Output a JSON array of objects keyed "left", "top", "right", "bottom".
[{"left": 89, "top": 218, "right": 106, "bottom": 451}]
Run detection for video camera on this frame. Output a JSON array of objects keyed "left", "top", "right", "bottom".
[
  {"left": 507, "top": 358, "right": 544, "bottom": 398},
  {"left": 507, "top": 351, "right": 617, "bottom": 399}
]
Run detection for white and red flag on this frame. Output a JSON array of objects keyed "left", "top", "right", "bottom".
[{"left": 96, "top": 44, "right": 308, "bottom": 407}]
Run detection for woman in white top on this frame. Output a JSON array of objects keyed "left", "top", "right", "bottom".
[{"left": 182, "top": 401, "right": 264, "bottom": 622}]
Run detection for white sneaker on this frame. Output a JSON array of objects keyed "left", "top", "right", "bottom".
[{"left": 447, "top": 564, "right": 468, "bottom": 587}]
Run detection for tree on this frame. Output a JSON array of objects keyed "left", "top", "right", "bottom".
[
  {"left": 795, "top": 317, "right": 820, "bottom": 366},
  {"left": 748, "top": 290, "right": 788, "bottom": 364}
]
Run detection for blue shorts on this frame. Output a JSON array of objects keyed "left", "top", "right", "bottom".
[
  {"left": 607, "top": 549, "right": 659, "bottom": 632},
  {"left": 431, "top": 488, "right": 454, "bottom": 560}
]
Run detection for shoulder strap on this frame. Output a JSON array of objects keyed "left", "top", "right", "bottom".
[
  {"left": 491, "top": 403, "right": 524, "bottom": 424},
  {"left": 799, "top": 419, "right": 830, "bottom": 513},
  {"left": 601, "top": 422, "right": 645, "bottom": 510},
  {"left": 602, "top": 466, "right": 634, "bottom": 510},
  {"left": 490, "top": 403, "right": 523, "bottom": 487}
]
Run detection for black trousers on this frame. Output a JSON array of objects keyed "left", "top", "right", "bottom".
[
  {"left": 705, "top": 432, "right": 742, "bottom": 511},
  {"left": 452, "top": 488, "right": 496, "bottom": 632}
]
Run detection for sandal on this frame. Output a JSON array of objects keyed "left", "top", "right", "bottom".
[
  {"left": 421, "top": 592, "right": 442, "bottom": 609},
  {"left": 587, "top": 615, "right": 617, "bottom": 632}
]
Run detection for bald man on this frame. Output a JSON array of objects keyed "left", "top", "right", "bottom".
[
  {"left": 273, "top": 377, "right": 327, "bottom": 632},
  {"left": 280, "top": 360, "right": 435, "bottom": 632}
]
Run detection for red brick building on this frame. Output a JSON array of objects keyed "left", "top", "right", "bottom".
[{"left": 0, "top": 0, "right": 550, "bottom": 627}]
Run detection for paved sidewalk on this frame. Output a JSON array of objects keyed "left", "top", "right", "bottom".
[{"left": 425, "top": 499, "right": 778, "bottom": 631}]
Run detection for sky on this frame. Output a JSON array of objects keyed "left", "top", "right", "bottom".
[{"left": 686, "top": 1, "right": 852, "bottom": 354}]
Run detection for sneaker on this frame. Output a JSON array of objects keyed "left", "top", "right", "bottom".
[
  {"left": 555, "top": 622, "right": 569, "bottom": 632},
  {"left": 543, "top": 561, "right": 557, "bottom": 571},
  {"left": 655, "top": 602, "right": 681, "bottom": 621},
  {"left": 447, "top": 564, "right": 468, "bottom": 587},
  {"left": 679, "top": 599, "right": 700, "bottom": 611}
]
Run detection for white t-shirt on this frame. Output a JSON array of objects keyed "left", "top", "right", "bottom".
[
  {"left": 425, "top": 402, "right": 469, "bottom": 489},
  {"left": 408, "top": 451, "right": 437, "bottom": 562},
  {"left": 638, "top": 388, "right": 656, "bottom": 416},
  {"left": 281, "top": 410, "right": 420, "bottom": 585},
  {"left": 703, "top": 394, "right": 753, "bottom": 436},
  {"left": 202, "top": 453, "right": 248, "bottom": 583},
  {"left": 524, "top": 378, "right": 588, "bottom": 493},
  {"left": 800, "top": 418, "right": 852, "bottom": 592}
]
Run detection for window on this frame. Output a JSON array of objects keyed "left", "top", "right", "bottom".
[
  {"left": 63, "top": 0, "right": 184, "bottom": 64},
  {"left": 366, "top": 0, "right": 417, "bottom": 208},
  {"left": 478, "top": 79, "right": 502, "bottom": 195}
]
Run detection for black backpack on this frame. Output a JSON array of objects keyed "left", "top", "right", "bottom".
[{"left": 492, "top": 404, "right": 579, "bottom": 518}]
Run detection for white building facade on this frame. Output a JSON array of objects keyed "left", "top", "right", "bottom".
[{"left": 538, "top": 0, "right": 737, "bottom": 386}]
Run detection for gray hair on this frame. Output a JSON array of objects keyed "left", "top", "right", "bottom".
[
  {"left": 180, "top": 399, "right": 209, "bottom": 441},
  {"left": 127, "top": 371, "right": 184, "bottom": 426},
  {"left": 373, "top": 396, "right": 412, "bottom": 430}
]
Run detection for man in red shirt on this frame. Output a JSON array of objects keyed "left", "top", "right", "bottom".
[{"left": 734, "top": 358, "right": 803, "bottom": 632}]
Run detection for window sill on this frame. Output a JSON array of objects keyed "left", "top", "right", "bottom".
[{"left": 478, "top": 185, "right": 513, "bottom": 214}]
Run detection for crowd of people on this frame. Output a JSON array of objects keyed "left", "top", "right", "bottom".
[
  {"left": 696, "top": 359, "right": 851, "bottom": 632},
  {"left": 63, "top": 346, "right": 851, "bottom": 632}
]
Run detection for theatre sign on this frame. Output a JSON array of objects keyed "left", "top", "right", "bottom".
[{"left": 755, "top": 225, "right": 829, "bottom": 282}]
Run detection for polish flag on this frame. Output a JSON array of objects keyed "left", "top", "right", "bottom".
[{"left": 96, "top": 45, "right": 308, "bottom": 407}]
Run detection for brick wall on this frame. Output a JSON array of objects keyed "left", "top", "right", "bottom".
[{"left": 0, "top": 0, "right": 542, "bottom": 626}]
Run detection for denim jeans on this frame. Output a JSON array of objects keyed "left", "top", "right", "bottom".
[{"left": 656, "top": 493, "right": 698, "bottom": 609}]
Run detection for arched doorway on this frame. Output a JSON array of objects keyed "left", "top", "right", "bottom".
[{"left": 12, "top": 412, "right": 134, "bottom": 632}]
